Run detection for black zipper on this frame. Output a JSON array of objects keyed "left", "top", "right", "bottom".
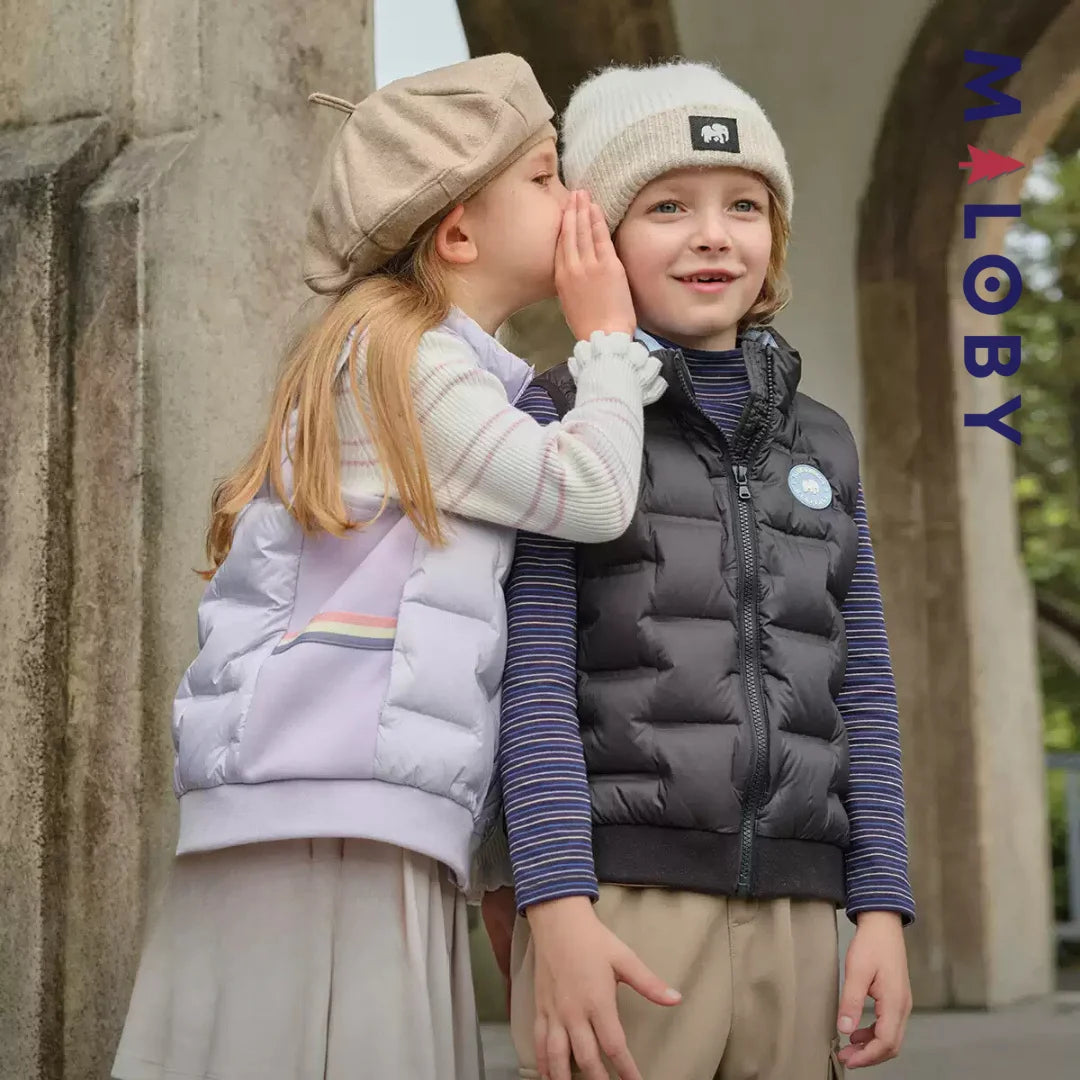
[{"left": 669, "top": 346, "right": 775, "bottom": 896}]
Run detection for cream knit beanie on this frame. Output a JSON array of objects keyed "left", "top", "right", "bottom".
[{"left": 561, "top": 61, "right": 793, "bottom": 231}]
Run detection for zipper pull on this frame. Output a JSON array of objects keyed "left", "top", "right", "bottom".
[{"left": 734, "top": 463, "right": 751, "bottom": 501}]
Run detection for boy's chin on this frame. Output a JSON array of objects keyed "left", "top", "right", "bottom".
[{"left": 653, "top": 318, "right": 740, "bottom": 347}]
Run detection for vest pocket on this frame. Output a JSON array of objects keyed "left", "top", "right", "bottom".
[
  {"left": 758, "top": 528, "right": 834, "bottom": 638},
  {"left": 235, "top": 638, "right": 390, "bottom": 783}
]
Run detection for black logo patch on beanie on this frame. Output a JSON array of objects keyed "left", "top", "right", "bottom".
[{"left": 689, "top": 116, "right": 740, "bottom": 153}]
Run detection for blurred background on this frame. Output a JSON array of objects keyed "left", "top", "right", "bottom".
[{"left": 2, "top": 1, "right": 1079, "bottom": 1077}]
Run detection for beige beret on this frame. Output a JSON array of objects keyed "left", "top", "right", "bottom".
[{"left": 303, "top": 54, "right": 557, "bottom": 294}]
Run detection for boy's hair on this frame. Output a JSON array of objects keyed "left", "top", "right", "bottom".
[
  {"left": 201, "top": 223, "right": 452, "bottom": 579},
  {"left": 741, "top": 177, "right": 791, "bottom": 329}
]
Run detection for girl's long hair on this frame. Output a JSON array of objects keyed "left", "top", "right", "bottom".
[{"left": 200, "top": 224, "right": 451, "bottom": 580}]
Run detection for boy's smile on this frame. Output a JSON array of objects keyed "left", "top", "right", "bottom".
[
  {"left": 676, "top": 269, "right": 739, "bottom": 293},
  {"left": 613, "top": 166, "right": 773, "bottom": 352}
]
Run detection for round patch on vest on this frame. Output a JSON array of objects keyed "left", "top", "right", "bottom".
[{"left": 788, "top": 464, "right": 833, "bottom": 509}]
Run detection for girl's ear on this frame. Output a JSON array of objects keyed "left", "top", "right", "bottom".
[{"left": 434, "top": 204, "right": 477, "bottom": 266}]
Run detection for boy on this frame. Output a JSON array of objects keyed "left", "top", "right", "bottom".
[{"left": 490, "top": 62, "right": 914, "bottom": 1080}]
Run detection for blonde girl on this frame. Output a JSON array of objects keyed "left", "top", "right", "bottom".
[{"left": 111, "top": 53, "right": 662, "bottom": 1080}]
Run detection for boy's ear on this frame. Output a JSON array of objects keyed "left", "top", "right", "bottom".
[{"left": 435, "top": 204, "right": 477, "bottom": 266}]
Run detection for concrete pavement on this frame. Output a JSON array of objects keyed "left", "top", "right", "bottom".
[{"left": 480, "top": 993, "right": 1080, "bottom": 1078}]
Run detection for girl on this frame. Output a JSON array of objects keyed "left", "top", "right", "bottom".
[
  {"left": 489, "top": 61, "right": 915, "bottom": 1080},
  {"left": 111, "top": 53, "right": 663, "bottom": 1080}
]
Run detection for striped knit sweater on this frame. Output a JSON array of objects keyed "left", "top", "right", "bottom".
[
  {"left": 501, "top": 338, "right": 916, "bottom": 924},
  {"left": 335, "top": 312, "right": 665, "bottom": 543}
]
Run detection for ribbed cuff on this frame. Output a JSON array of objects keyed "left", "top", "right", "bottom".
[
  {"left": 516, "top": 878, "right": 600, "bottom": 916},
  {"left": 568, "top": 332, "right": 667, "bottom": 405},
  {"left": 845, "top": 901, "right": 916, "bottom": 928},
  {"left": 466, "top": 822, "right": 515, "bottom": 902}
]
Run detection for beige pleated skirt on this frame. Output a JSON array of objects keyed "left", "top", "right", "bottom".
[{"left": 112, "top": 837, "right": 483, "bottom": 1080}]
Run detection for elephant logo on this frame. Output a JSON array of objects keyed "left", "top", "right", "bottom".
[
  {"left": 788, "top": 464, "right": 833, "bottom": 509},
  {"left": 689, "top": 115, "right": 741, "bottom": 153}
]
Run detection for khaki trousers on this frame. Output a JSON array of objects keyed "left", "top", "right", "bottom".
[{"left": 510, "top": 886, "right": 844, "bottom": 1080}]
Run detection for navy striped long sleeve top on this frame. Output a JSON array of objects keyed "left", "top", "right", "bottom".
[{"left": 503, "top": 340, "right": 916, "bottom": 924}]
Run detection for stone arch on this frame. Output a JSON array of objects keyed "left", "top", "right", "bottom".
[{"left": 858, "top": 0, "right": 1080, "bottom": 1007}]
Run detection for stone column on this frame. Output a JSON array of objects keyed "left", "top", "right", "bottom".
[
  {"left": 0, "top": 115, "right": 116, "bottom": 1080},
  {"left": 857, "top": 0, "right": 1078, "bottom": 1008},
  {"left": 0, "top": 4, "right": 372, "bottom": 1077}
]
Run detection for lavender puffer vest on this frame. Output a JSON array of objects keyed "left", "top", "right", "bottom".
[{"left": 171, "top": 312, "right": 532, "bottom": 888}]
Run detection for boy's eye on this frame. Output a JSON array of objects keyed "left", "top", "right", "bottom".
[
  {"left": 733, "top": 198, "right": 761, "bottom": 212},
  {"left": 650, "top": 200, "right": 681, "bottom": 214},
  {"left": 533, "top": 173, "right": 553, "bottom": 186}
]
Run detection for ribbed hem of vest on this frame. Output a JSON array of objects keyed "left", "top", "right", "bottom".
[
  {"left": 176, "top": 778, "right": 476, "bottom": 888},
  {"left": 593, "top": 826, "right": 846, "bottom": 905}
]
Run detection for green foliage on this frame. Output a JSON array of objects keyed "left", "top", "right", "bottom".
[
  {"left": 1004, "top": 144, "right": 1080, "bottom": 927},
  {"left": 1043, "top": 649, "right": 1077, "bottom": 924}
]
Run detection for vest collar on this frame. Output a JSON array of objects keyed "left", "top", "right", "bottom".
[
  {"left": 334, "top": 307, "right": 534, "bottom": 406},
  {"left": 444, "top": 307, "right": 534, "bottom": 405},
  {"left": 745, "top": 324, "right": 803, "bottom": 416},
  {"left": 634, "top": 324, "right": 804, "bottom": 460}
]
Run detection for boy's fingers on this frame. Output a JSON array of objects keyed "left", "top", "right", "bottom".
[
  {"left": 840, "top": 1036, "right": 895, "bottom": 1068},
  {"left": 613, "top": 946, "right": 681, "bottom": 1007},
  {"left": 545, "top": 1021, "right": 574, "bottom": 1080},
  {"left": 870, "top": 996, "right": 903, "bottom": 1059},
  {"left": 839, "top": 1007, "right": 902, "bottom": 1067},
  {"left": 567, "top": 1022, "right": 607, "bottom": 1080},
  {"left": 534, "top": 1012, "right": 550, "bottom": 1078},
  {"left": 837, "top": 967, "right": 871, "bottom": 1035},
  {"left": 896, "top": 983, "right": 913, "bottom": 1041},
  {"left": 897, "top": 1005, "right": 911, "bottom": 1051},
  {"left": 592, "top": 1008, "right": 642, "bottom": 1080}
]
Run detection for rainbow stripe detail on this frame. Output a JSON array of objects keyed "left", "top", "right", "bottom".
[{"left": 272, "top": 611, "right": 397, "bottom": 654}]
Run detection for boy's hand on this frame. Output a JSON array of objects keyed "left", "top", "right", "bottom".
[
  {"left": 555, "top": 190, "right": 636, "bottom": 341},
  {"left": 527, "top": 895, "right": 681, "bottom": 1080},
  {"left": 836, "top": 911, "right": 912, "bottom": 1068}
]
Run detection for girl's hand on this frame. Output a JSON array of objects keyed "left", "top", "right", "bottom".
[
  {"left": 555, "top": 190, "right": 637, "bottom": 341},
  {"left": 527, "top": 895, "right": 681, "bottom": 1080},
  {"left": 836, "top": 911, "right": 912, "bottom": 1068},
  {"left": 481, "top": 886, "right": 517, "bottom": 1013}
]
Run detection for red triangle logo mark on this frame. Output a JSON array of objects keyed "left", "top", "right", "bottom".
[{"left": 959, "top": 145, "right": 1025, "bottom": 185}]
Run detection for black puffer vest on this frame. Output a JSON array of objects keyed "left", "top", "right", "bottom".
[{"left": 535, "top": 327, "right": 860, "bottom": 904}]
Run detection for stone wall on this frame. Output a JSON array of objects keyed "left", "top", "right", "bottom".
[{"left": 0, "top": 5, "right": 372, "bottom": 1076}]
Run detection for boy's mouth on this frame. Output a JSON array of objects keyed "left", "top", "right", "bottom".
[{"left": 675, "top": 271, "right": 738, "bottom": 293}]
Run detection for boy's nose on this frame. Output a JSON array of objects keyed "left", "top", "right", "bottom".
[{"left": 690, "top": 214, "right": 732, "bottom": 251}]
